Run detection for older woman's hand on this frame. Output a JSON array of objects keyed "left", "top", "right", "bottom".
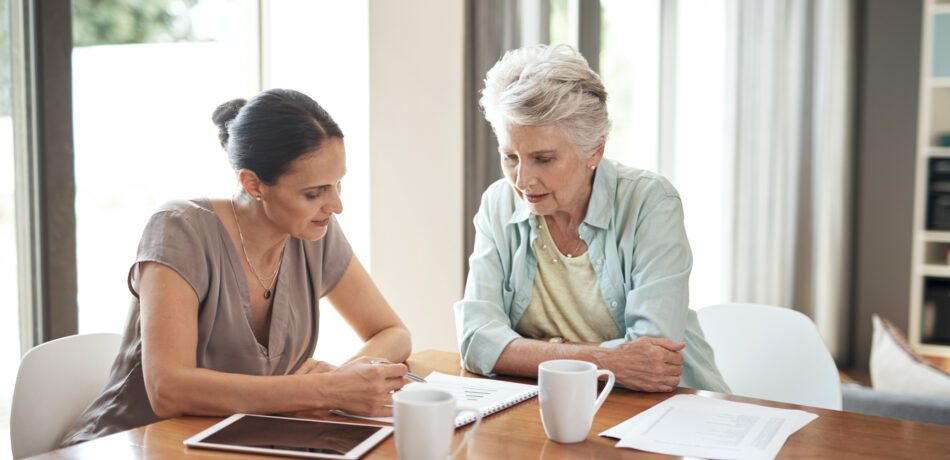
[{"left": 596, "top": 337, "right": 684, "bottom": 392}]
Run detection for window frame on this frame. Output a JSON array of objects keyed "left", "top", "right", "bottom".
[{"left": 11, "top": 0, "right": 77, "bottom": 353}]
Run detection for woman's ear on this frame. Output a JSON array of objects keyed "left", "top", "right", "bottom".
[
  {"left": 237, "top": 169, "right": 264, "bottom": 201},
  {"left": 589, "top": 141, "right": 606, "bottom": 169}
]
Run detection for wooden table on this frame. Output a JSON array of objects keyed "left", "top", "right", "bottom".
[{"left": 31, "top": 350, "right": 950, "bottom": 459}]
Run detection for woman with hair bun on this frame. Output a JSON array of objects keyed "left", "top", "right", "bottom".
[
  {"left": 62, "top": 89, "right": 411, "bottom": 445},
  {"left": 455, "top": 45, "right": 729, "bottom": 393}
]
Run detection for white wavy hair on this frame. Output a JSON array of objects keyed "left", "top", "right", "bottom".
[{"left": 480, "top": 44, "right": 610, "bottom": 154}]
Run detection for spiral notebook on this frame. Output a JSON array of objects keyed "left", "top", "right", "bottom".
[{"left": 332, "top": 372, "right": 538, "bottom": 427}]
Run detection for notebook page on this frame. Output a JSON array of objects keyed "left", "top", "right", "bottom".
[
  {"left": 423, "top": 372, "right": 538, "bottom": 426},
  {"left": 331, "top": 372, "right": 538, "bottom": 427}
]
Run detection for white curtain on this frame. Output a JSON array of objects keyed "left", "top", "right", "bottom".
[{"left": 725, "top": 0, "right": 852, "bottom": 360}]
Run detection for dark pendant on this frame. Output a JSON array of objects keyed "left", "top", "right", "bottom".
[{"left": 263, "top": 289, "right": 272, "bottom": 300}]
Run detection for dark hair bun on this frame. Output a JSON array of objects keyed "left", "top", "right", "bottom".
[
  {"left": 218, "top": 89, "right": 343, "bottom": 184},
  {"left": 211, "top": 98, "right": 247, "bottom": 148}
]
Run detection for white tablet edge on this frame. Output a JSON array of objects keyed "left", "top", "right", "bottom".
[{"left": 183, "top": 413, "right": 394, "bottom": 460}]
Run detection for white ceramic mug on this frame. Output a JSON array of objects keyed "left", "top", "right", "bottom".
[
  {"left": 393, "top": 389, "right": 482, "bottom": 460},
  {"left": 538, "top": 359, "right": 615, "bottom": 443}
]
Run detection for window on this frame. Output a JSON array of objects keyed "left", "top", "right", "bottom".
[
  {"left": 551, "top": 0, "right": 728, "bottom": 309},
  {"left": 73, "top": 0, "right": 372, "bottom": 365},
  {"left": 72, "top": 0, "right": 260, "bottom": 334},
  {"left": 549, "top": 0, "right": 579, "bottom": 47},
  {"left": 600, "top": 0, "right": 660, "bottom": 172}
]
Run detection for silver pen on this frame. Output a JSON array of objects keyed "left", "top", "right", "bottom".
[
  {"left": 403, "top": 372, "right": 427, "bottom": 383},
  {"left": 369, "top": 359, "right": 427, "bottom": 383}
]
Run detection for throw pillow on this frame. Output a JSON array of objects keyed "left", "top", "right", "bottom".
[{"left": 870, "top": 314, "right": 950, "bottom": 398}]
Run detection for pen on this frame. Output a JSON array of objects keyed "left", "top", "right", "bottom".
[
  {"left": 368, "top": 359, "right": 427, "bottom": 383},
  {"left": 403, "top": 372, "right": 427, "bottom": 383}
]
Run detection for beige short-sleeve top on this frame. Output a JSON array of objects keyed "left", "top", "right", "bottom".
[{"left": 61, "top": 198, "right": 352, "bottom": 446}]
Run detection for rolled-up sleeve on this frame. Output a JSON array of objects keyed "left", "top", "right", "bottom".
[
  {"left": 454, "top": 193, "right": 521, "bottom": 376},
  {"left": 616, "top": 195, "right": 692, "bottom": 344}
]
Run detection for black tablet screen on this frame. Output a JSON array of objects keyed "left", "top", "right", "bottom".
[{"left": 200, "top": 415, "right": 384, "bottom": 455}]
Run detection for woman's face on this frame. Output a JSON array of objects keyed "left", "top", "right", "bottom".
[
  {"left": 499, "top": 124, "right": 599, "bottom": 216},
  {"left": 260, "top": 137, "right": 346, "bottom": 241}
]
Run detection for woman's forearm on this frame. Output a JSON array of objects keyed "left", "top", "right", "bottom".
[
  {"left": 493, "top": 337, "right": 682, "bottom": 392},
  {"left": 350, "top": 326, "right": 412, "bottom": 363},
  {"left": 146, "top": 368, "right": 338, "bottom": 418},
  {"left": 492, "top": 338, "right": 604, "bottom": 377}
]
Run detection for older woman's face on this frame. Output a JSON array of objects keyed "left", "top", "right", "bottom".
[{"left": 499, "top": 124, "right": 599, "bottom": 216}]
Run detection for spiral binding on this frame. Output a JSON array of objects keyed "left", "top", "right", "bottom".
[{"left": 454, "top": 389, "right": 539, "bottom": 427}]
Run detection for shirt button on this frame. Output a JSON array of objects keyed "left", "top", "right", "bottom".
[{"left": 611, "top": 301, "right": 618, "bottom": 307}]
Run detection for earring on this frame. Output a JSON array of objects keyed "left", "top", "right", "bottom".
[
  {"left": 255, "top": 196, "right": 262, "bottom": 201},
  {"left": 590, "top": 165, "right": 597, "bottom": 170}
]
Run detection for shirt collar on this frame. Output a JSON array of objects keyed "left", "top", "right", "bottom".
[
  {"left": 506, "top": 159, "right": 616, "bottom": 229},
  {"left": 583, "top": 158, "right": 615, "bottom": 229},
  {"left": 508, "top": 191, "right": 532, "bottom": 224}
]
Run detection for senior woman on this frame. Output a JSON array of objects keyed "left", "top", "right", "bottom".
[{"left": 455, "top": 44, "right": 729, "bottom": 393}]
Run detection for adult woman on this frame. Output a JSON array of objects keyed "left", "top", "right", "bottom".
[
  {"left": 455, "top": 45, "right": 728, "bottom": 393},
  {"left": 62, "top": 89, "right": 411, "bottom": 445}
]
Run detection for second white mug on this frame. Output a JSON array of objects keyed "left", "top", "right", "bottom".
[
  {"left": 393, "top": 388, "right": 481, "bottom": 460},
  {"left": 538, "top": 359, "right": 615, "bottom": 443}
]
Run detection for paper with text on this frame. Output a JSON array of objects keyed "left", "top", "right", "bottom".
[{"left": 600, "top": 394, "right": 817, "bottom": 460}]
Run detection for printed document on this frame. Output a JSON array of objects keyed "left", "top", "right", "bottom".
[{"left": 601, "top": 394, "right": 817, "bottom": 460}]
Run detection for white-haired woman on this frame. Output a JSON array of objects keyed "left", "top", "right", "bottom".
[{"left": 454, "top": 44, "right": 729, "bottom": 393}]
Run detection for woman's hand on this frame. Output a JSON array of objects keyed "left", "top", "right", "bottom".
[
  {"left": 293, "top": 359, "right": 337, "bottom": 375},
  {"left": 320, "top": 356, "right": 407, "bottom": 417},
  {"left": 594, "top": 337, "right": 684, "bottom": 392}
]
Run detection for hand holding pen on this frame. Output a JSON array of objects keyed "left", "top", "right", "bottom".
[{"left": 369, "top": 359, "right": 427, "bottom": 383}]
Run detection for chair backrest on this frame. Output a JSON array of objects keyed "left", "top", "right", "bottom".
[
  {"left": 697, "top": 303, "right": 842, "bottom": 410},
  {"left": 10, "top": 332, "right": 122, "bottom": 459}
]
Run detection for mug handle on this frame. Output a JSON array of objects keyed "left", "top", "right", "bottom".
[
  {"left": 449, "top": 405, "right": 482, "bottom": 459},
  {"left": 593, "top": 369, "right": 615, "bottom": 413}
]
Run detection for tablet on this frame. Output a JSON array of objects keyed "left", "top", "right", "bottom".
[{"left": 184, "top": 414, "right": 393, "bottom": 459}]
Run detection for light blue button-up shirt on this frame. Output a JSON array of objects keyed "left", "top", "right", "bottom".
[{"left": 454, "top": 159, "right": 729, "bottom": 392}]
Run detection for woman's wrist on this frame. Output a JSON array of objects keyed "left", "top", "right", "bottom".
[
  {"left": 299, "top": 371, "right": 335, "bottom": 411},
  {"left": 586, "top": 345, "right": 612, "bottom": 370}
]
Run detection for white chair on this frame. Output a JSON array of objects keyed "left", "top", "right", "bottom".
[
  {"left": 697, "top": 303, "right": 842, "bottom": 410},
  {"left": 10, "top": 332, "right": 122, "bottom": 459}
]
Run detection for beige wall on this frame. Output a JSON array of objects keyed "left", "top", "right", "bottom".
[{"left": 368, "top": 0, "right": 465, "bottom": 353}]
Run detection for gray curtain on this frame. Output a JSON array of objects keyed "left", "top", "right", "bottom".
[
  {"left": 463, "top": 0, "right": 548, "bottom": 274},
  {"left": 726, "top": 0, "right": 853, "bottom": 361}
]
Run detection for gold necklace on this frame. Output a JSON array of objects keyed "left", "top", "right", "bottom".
[
  {"left": 541, "top": 217, "right": 585, "bottom": 260},
  {"left": 230, "top": 197, "right": 284, "bottom": 299}
]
